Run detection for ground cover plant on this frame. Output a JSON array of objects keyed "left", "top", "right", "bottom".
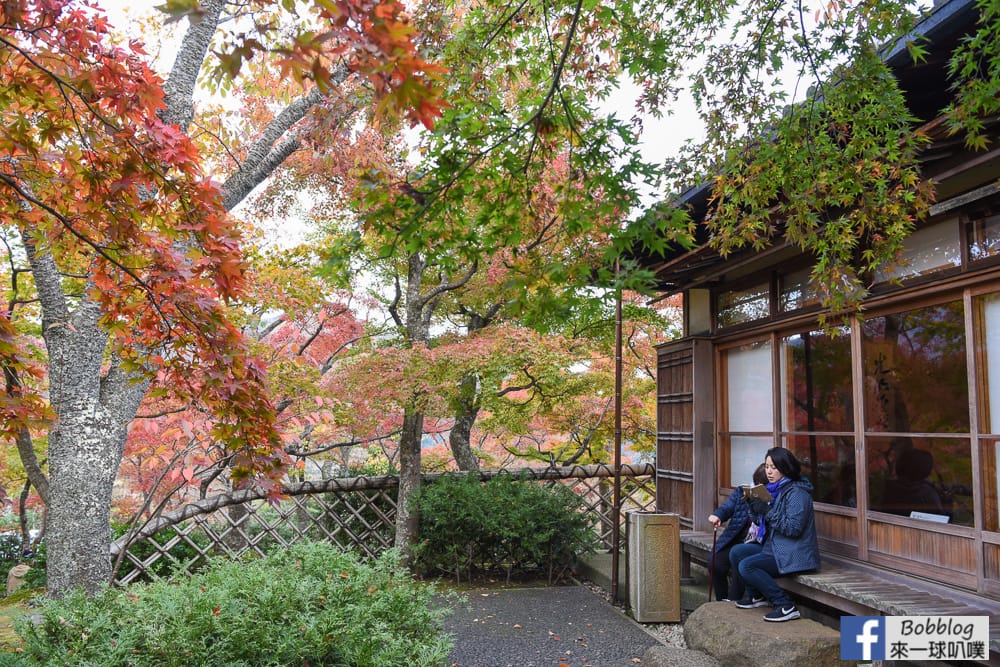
[{"left": 1, "top": 542, "right": 452, "bottom": 667}]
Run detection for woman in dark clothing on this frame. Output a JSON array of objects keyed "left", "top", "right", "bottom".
[
  {"left": 707, "top": 463, "right": 768, "bottom": 601},
  {"left": 730, "top": 447, "right": 820, "bottom": 622}
]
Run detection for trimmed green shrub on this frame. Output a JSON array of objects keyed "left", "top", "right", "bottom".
[
  {"left": 413, "top": 475, "right": 596, "bottom": 584},
  {"left": 6, "top": 541, "right": 452, "bottom": 666},
  {"left": 0, "top": 534, "right": 23, "bottom": 563}
]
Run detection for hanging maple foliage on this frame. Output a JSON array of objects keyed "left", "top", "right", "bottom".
[
  {"left": 1, "top": 0, "right": 287, "bottom": 485},
  {"left": 1, "top": 0, "right": 450, "bottom": 595},
  {"left": 158, "top": 0, "right": 448, "bottom": 129}
]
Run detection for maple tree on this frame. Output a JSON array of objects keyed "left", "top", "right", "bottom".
[
  {"left": 3, "top": 0, "right": 996, "bottom": 598},
  {"left": 112, "top": 243, "right": 369, "bottom": 554},
  {"left": 321, "top": 0, "right": 706, "bottom": 557},
  {"left": 653, "top": 0, "right": 1000, "bottom": 315},
  {"left": 120, "top": 0, "right": 1000, "bottom": 574},
  {"left": 248, "top": 123, "right": 680, "bottom": 555},
  {"left": 0, "top": 0, "right": 445, "bottom": 595},
  {"left": 258, "top": 0, "right": 690, "bottom": 551},
  {"left": 313, "top": 0, "right": 1000, "bottom": 559}
]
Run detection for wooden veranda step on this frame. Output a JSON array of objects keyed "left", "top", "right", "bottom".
[{"left": 792, "top": 556, "right": 1000, "bottom": 655}]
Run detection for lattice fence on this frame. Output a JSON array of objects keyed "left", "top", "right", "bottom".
[{"left": 110, "top": 463, "right": 655, "bottom": 587}]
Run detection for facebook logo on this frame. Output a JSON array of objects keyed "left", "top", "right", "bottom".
[{"left": 841, "top": 616, "right": 885, "bottom": 660}]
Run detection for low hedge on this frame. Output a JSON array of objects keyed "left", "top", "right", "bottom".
[
  {"left": 412, "top": 474, "right": 596, "bottom": 584},
  {"left": 3, "top": 542, "right": 452, "bottom": 667}
]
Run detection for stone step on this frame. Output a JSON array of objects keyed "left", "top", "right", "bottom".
[{"left": 683, "top": 601, "right": 852, "bottom": 667}]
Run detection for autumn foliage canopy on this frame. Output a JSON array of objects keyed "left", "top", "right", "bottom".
[{"left": 0, "top": 0, "right": 448, "bottom": 492}]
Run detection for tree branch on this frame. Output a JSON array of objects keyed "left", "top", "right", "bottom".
[{"left": 161, "top": 0, "right": 226, "bottom": 131}]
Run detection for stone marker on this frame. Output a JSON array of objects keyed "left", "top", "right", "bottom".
[{"left": 6, "top": 563, "right": 31, "bottom": 596}]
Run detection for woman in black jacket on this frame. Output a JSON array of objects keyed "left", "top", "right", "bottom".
[{"left": 707, "top": 463, "right": 768, "bottom": 601}]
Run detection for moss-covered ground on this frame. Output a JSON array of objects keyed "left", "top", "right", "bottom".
[{"left": 0, "top": 588, "right": 42, "bottom": 653}]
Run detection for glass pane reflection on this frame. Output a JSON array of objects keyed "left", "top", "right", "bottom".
[
  {"left": 862, "top": 301, "right": 969, "bottom": 433},
  {"left": 781, "top": 267, "right": 821, "bottom": 311},
  {"left": 781, "top": 328, "right": 853, "bottom": 432},
  {"left": 718, "top": 283, "right": 770, "bottom": 328},
  {"left": 874, "top": 217, "right": 961, "bottom": 282},
  {"left": 866, "top": 436, "right": 973, "bottom": 526},
  {"left": 785, "top": 434, "right": 856, "bottom": 508},
  {"left": 969, "top": 212, "right": 1000, "bottom": 261}
]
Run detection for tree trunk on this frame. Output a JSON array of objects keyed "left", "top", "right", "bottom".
[
  {"left": 449, "top": 373, "right": 480, "bottom": 471},
  {"left": 388, "top": 251, "right": 478, "bottom": 564},
  {"left": 24, "top": 226, "right": 150, "bottom": 595},
  {"left": 394, "top": 409, "right": 423, "bottom": 565},
  {"left": 44, "top": 339, "right": 146, "bottom": 597},
  {"left": 47, "top": 420, "right": 128, "bottom": 595},
  {"left": 392, "top": 252, "right": 432, "bottom": 566},
  {"left": 448, "top": 310, "right": 495, "bottom": 471},
  {"left": 225, "top": 502, "right": 250, "bottom": 552}
]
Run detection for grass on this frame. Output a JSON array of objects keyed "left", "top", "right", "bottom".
[{"left": 0, "top": 588, "right": 43, "bottom": 653}]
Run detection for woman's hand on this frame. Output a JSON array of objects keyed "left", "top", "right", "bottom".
[
  {"left": 708, "top": 514, "right": 722, "bottom": 527},
  {"left": 748, "top": 497, "right": 770, "bottom": 515}
]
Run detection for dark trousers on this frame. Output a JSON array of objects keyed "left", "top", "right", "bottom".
[
  {"left": 711, "top": 544, "right": 743, "bottom": 600},
  {"left": 721, "top": 542, "right": 762, "bottom": 601},
  {"left": 730, "top": 547, "right": 792, "bottom": 608}
]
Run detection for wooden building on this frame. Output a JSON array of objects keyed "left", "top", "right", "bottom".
[{"left": 644, "top": 0, "right": 1000, "bottom": 626}]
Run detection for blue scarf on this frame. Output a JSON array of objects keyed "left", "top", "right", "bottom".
[
  {"left": 758, "top": 477, "right": 791, "bottom": 542},
  {"left": 767, "top": 476, "right": 791, "bottom": 500}
]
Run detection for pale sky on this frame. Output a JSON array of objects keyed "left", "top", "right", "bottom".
[
  {"left": 95, "top": 0, "right": 941, "bottom": 180},
  {"left": 93, "top": 0, "right": 723, "bottom": 255},
  {"left": 94, "top": 0, "right": 703, "bottom": 170}
]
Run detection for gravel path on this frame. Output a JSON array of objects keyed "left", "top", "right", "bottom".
[
  {"left": 439, "top": 583, "right": 686, "bottom": 667},
  {"left": 577, "top": 579, "right": 688, "bottom": 652}
]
